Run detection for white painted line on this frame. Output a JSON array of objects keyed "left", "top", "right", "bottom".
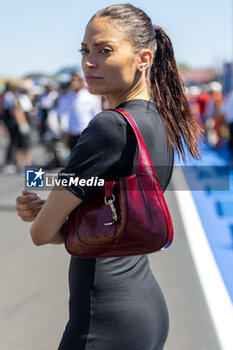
[{"left": 172, "top": 166, "right": 233, "bottom": 350}]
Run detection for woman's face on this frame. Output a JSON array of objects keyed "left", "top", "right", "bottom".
[{"left": 81, "top": 17, "right": 139, "bottom": 97}]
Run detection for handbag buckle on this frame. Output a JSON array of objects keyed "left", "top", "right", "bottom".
[{"left": 104, "top": 194, "right": 118, "bottom": 225}]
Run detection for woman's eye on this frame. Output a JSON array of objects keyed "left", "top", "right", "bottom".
[
  {"left": 100, "top": 48, "right": 112, "bottom": 54},
  {"left": 79, "top": 48, "right": 88, "bottom": 54},
  {"left": 79, "top": 48, "right": 112, "bottom": 54}
]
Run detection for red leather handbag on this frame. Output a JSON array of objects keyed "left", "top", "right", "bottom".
[{"left": 65, "top": 109, "right": 173, "bottom": 258}]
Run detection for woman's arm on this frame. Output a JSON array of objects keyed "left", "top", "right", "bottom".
[{"left": 30, "top": 185, "right": 82, "bottom": 246}]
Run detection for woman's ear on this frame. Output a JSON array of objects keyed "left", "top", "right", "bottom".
[{"left": 137, "top": 49, "right": 153, "bottom": 72}]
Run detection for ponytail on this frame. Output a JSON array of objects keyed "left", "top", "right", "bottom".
[{"left": 150, "top": 25, "right": 203, "bottom": 160}]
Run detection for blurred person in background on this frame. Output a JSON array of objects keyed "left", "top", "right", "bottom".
[
  {"left": 213, "top": 88, "right": 224, "bottom": 148},
  {"left": 36, "top": 84, "right": 63, "bottom": 166},
  {"left": 206, "top": 90, "right": 217, "bottom": 120},
  {"left": 205, "top": 89, "right": 223, "bottom": 148},
  {"left": 57, "top": 71, "right": 102, "bottom": 152},
  {"left": 16, "top": 86, "right": 33, "bottom": 124},
  {"left": 196, "top": 85, "right": 210, "bottom": 132},
  {"left": 13, "top": 86, "right": 33, "bottom": 172},
  {"left": 0, "top": 89, "right": 3, "bottom": 116},
  {"left": 38, "top": 84, "right": 58, "bottom": 138},
  {"left": 186, "top": 86, "right": 202, "bottom": 127},
  {"left": 1, "top": 82, "right": 18, "bottom": 171},
  {"left": 221, "top": 90, "right": 233, "bottom": 162}
]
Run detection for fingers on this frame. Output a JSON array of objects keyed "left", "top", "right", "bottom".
[
  {"left": 15, "top": 190, "right": 46, "bottom": 222},
  {"left": 15, "top": 199, "right": 46, "bottom": 212},
  {"left": 17, "top": 212, "right": 36, "bottom": 222},
  {"left": 21, "top": 189, "right": 39, "bottom": 197},
  {"left": 16, "top": 193, "right": 39, "bottom": 205},
  {"left": 19, "top": 216, "right": 36, "bottom": 222},
  {"left": 17, "top": 204, "right": 44, "bottom": 220},
  {"left": 16, "top": 204, "right": 45, "bottom": 222}
]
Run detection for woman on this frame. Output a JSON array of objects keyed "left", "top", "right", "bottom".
[{"left": 16, "top": 4, "right": 202, "bottom": 349}]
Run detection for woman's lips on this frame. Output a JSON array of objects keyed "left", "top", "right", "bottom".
[{"left": 85, "top": 76, "right": 102, "bottom": 82}]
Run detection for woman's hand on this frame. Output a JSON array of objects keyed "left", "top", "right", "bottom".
[
  {"left": 30, "top": 185, "right": 82, "bottom": 245},
  {"left": 15, "top": 190, "right": 46, "bottom": 222}
]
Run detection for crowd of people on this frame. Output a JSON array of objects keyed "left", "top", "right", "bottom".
[
  {"left": 186, "top": 83, "right": 233, "bottom": 156},
  {"left": 1, "top": 74, "right": 233, "bottom": 173},
  {"left": 0, "top": 71, "right": 102, "bottom": 173}
]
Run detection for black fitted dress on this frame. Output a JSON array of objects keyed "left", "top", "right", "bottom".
[{"left": 57, "top": 99, "right": 174, "bottom": 350}]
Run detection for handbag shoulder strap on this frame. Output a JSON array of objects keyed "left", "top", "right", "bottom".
[{"left": 111, "top": 108, "right": 156, "bottom": 176}]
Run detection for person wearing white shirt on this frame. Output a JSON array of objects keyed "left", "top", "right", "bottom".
[
  {"left": 57, "top": 72, "right": 102, "bottom": 151},
  {"left": 38, "top": 85, "right": 58, "bottom": 137}
]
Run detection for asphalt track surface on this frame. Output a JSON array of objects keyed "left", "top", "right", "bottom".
[{"left": 0, "top": 171, "right": 220, "bottom": 350}]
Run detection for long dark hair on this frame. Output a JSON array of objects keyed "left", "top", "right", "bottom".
[{"left": 91, "top": 3, "right": 203, "bottom": 160}]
